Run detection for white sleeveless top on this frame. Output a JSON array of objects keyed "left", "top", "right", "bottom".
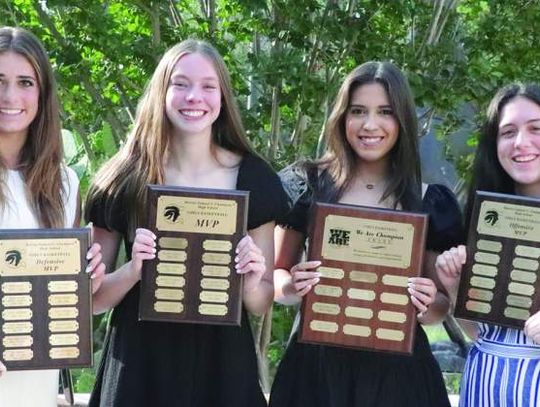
[{"left": 0, "top": 166, "right": 79, "bottom": 407}]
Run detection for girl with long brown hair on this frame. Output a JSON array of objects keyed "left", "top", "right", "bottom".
[
  {"left": 270, "top": 61, "right": 463, "bottom": 407},
  {"left": 0, "top": 26, "right": 104, "bottom": 406},
  {"left": 85, "top": 39, "right": 288, "bottom": 406}
]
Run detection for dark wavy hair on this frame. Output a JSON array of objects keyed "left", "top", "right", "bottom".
[{"left": 465, "top": 83, "right": 540, "bottom": 227}]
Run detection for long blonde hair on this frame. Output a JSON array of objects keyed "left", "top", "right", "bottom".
[
  {"left": 0, "top": 27, "right": 65, "bottom": 227},
  {"left": 85, "top": 39, "right": 254, "bottom": 236}
]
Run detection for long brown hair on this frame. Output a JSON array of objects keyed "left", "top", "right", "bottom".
[
  {"left": 0, "top": 26, "right": 65, "bottom": 227},
  {"left": 312, "top": 61, "right": 421, "bottom": 211},
  {"left": 85, "top": 39, "right": 255, "bottom": 236}
]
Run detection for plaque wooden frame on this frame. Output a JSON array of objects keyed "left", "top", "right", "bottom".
[
  {"left": 0, "top": 228, "right": 92, "bottom": 370},
  {"left": 298, "top": 202, "right": 427, "bottom": 354},
  {"left": 454, "top": 191, "right": 540, "bottom": 328},
  {"left": 139, "top": 185, "right": 249, "bottom": 326}
]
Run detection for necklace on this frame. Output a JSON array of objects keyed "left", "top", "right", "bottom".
[{"left": 366, "top": 183, "right": 374, "bottom": 190}]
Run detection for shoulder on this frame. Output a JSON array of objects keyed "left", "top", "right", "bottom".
[{"left": 237, "top": 154, "right": 290, "bottom": 230}]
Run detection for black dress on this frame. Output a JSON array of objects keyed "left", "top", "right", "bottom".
[
  {"left": 87, "top": 154, "right": 289, "bottom": 407},
  {"left": 269, "top": 169, "right": 464, "bottom": 407}
]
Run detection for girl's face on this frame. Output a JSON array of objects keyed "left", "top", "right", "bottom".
[
  {"left": 0, "top": 51, "right": 39, "bottom": 141},
  {"left": 165, "top": 52, "right": 222, "bottom": 138},
  {"left": 345, "top": 82, "right": 399, "bottom": 166},
  {"left": 497, "top": 96, "right": 540, "bottom": 195}
]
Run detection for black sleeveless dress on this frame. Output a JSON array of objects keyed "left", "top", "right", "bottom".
[
  {"left": 87, "top": 154, "right": 289, "bottom": 407},
  {"left": 269, "top": 168, "right": 464, "bottom": 407}
]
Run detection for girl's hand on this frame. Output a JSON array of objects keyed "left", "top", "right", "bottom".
[
  {"left": 235, "top": 235, "right": 266, "bottom": 293},
  {"left": 130, "top": 228, "right": 156, "bottom": 281},
  {"left": 524, "top": 311, "right": 540, "bottom": 344},
  {"left": 408, "top": 277, "right": 437, "bottom": 317},
  {"left": 289, "top": 260, "right": 322, "bottom": 297},
  {"left": 86, "top": 242, "right": 106, "bottom": 294},
  {"left": 0, "top": 360, "right": 6, "bottom": 377},
  {"left": 435, "top": 245, "right": 466, "bottom": 299}
]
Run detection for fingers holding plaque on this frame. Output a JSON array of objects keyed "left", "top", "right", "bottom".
[
  {"left": 0, "top": 229, "right": 91, "bottom": 370},
  {"left": 455, "top": 191, "right": 540, "bottom": 328},
  {"left": 138, "top": 185, "right": 248, "bottom": 325},
  {"left": 299, "top": 203, "right": 427, "bottom": 354}
]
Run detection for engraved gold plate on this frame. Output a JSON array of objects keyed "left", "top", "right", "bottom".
[
  {"left": 382, "top": 275, "right": 409, "bottom": 287},
  {"left": 314, "top": 284, "right": 343, "bottom": 298},
  {"left": 477, "top": 200, "right": 540, "bottom": 242},
  {"left": 512, "top": 257, "right": 539, "bottom": 271},
  {"left": 159, "top": 237, "right": 188, "bottom": 249},
  {"left": 48, "top": 294, "right": 78, "bottom": 306},
  {"left": 349, "top": 270, "right": 377, "bottom": 283},
  {"left": 49, "top": 320, "right": 79, "bottom": 333},
  {"left": 1, "top": 282, "right": 31, "bottom": 294},
  {"left": 506, "top": 294, "right": 532, "bottom": 308},
  {"left": 310, "top": 320, "right": 339, "bottom": 333},
  {"left": 156, "top": 262, "right": 186, "bottom": 275},
  {"left": 477, "top": 239, "right": 503, "bottom": 252},
  {"left": 155, "top": 288, "right": 184, "bottom": 301},
  {"left": 201, "top": 265, "right": 230, "bottom": 277},
  {"left": 344, "top": 306, "right": 373, "bottom": 320},
  {"left": 380, "top": 293, "right": 409, "bottom": 305},
  {"left": 49, "top": 334, "right": 79, "bottom": 346},
  {"left": 465, "top": 300, "right": 491, "bottom": 314},
  {"left": 200, "top": 278, "right": 230, "bottom": 290},
  {"left": 343, "top": 324, "right": 371, "bottom": 337},
  {"left": 472, "top": 264, "right": 498, "bottom": 277},
  {"left": 2, "top": 308, "right": 32, "bottom": 321},
  {"left": 321, "top": 215, "right": 415, "bottom": 268},
  {"left": 504, "top": 307, "right": 531, "bottom": 320},
  {"left": 468, "top": 288, "right": 494, "bottom": 302},
  {"left": 318, "top": 267, "right": 345, "bottom": 280},
  {"left": 474, "top": 252, "right": 500, "bottom": 265},
  {"left": 48, "top": 307, "right": 79, "bottom": 319},
  {"left": 48, "top": 280, "right": 78, "bottom": 293},
  {"left": 312, "top": 302, "right": 341, "bottom": 315},
  {"left": 157, "top": 250, "right": 187, "bottom": 262},
  {"left": 515, "top": 245, "right": 540, "bottom": 258},
  {"left": 2, "top": 321, "right": 33, "bottom": 334},
  {"left": 2, "top": 335, "right": 33, "bottom": 348},
  {"left": 198, "top": 304, "right": 228, "bottom": 316},
  {"left": 510, "top": 270, "right": 537, "bottom": 284},
  {"left": 378, "top": 310, "right": 407, "bottom": 323},
  {"left": 0, "top": 238, "right": 80, "bottom": 276},
  {"left": 470, "top": 276, "right": 496, "bottom": 289},
  {"left": 2, "top": 295, "right": 32, "bottom": 307},
  {"left": 202, "top": 240, "right": 233, "bottom": 252},
  {"left": 376, "top": 328, "right": 404, "bottom": 341},
  {"left": 155, "top": 275, "right": 185, "bottom": 288},
  {"left": 154, "top": 301, "right": 183, "bottom": 313},
  {"left": 3, "top": 349, "right": 33, "bottom": 361},
  {"left": 199, "top": 291, "right": 229, "bottom": 303},
  {"left": 508, "top": 282, "right": 535, "bottom": 296},
  {"left": 49, "top": 347, "right": 80, "bottom": 359},
  {"left": 346, "top": 288, "right": 375, "bottom": 301},
  {"left": 201, "top": 252, "right": 231, "bottom": 265},
  {"left": 156, "top": 195, "right": 237, "bottom": 235}
]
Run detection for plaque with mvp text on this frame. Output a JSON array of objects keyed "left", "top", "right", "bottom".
[
  {"left": 139, "top": 185, "right": 249, "bottom": 325},
  {"left": 455, "top": 191, "right": 540, "bottom": 328},
  {"left": 299, "top": 202, "right": 427, "bottom": 354},
  {"left": 0, "top": 228, "right": 92, "bottom": 370}
]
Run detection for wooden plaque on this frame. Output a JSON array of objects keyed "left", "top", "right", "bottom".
[
  {"left": 0, "top": 228, "right": 92, "bottom": 370},
  {"left": 455, "top": 191, "right": 540, "bottom": 328},
  {"left": 139, "top": 185, "right": 249, "bottom": 326},
  {"left": 298, "top": 202, "right": 427, "bottom": 354}
]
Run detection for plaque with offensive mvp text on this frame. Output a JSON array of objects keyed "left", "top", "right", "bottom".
[
  {"left": 0, "top": 229, "right": 92, "bottom": 370},
  {"left": 299, "top": 202, "right": 428, "bottom": 354},
  {"left": 455, "top": 191, "right": 540, "bottom": 328},
  {"left": 139, "top": 185, "right": 248, "bottom": 325}
]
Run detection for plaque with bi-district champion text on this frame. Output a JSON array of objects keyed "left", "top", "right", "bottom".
[
  {"left": 0, "top": 228, "right": 92, "bottom": 370},
  {"left": 455, "top": 191, "right": 540, "bottom": 328},
  {"left": 139, "top": 185, "right": 249, "bottom": 326},
  {"left": 299, "top": 202, "right": 427, "bottom": 354}
]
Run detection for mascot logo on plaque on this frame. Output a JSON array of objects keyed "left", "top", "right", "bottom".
[
  {"left": 328, "top": 228, "right": 350, "bottom": 246},
  {"left": 164, "top": 205, "right": 181, "bottom": 224},
  {"left": 5, "top": 249, "right": 23, "bottom": 268},
  {"left": 484, "top": 210, "right": 499, "bottom": 226}
]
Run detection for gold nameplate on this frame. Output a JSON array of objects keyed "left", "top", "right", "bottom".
[
  {"left": 470, "top": 276, "right": 496, "bottom": 290},
  {"left": 508, "top": 282, "right": 535, "bottom": 296},
  {"left": 465, "top": 300, "right": 491, "bottom": 314},
  {"left": 343, "top": 324, "right": 371, "bottom": 337},
  {"left": 346, "top": 288, "right": 375, "bottom": 301},
  {"left": 155, "top": 288, "right": 184, "bottom": 301},
  {"left": 49, "top": 334, "right": 79, "bottom": 346},
  {"left": 349, "top": 270, "right": 377, "bottom": 283},
  {"left": 510, "top": 270, "right": 537, "bottom": 284},
  {"left": 468, "top": 288, "right": 494, "bottom": 302},
  {"left": 515, "top": 245, "right": 540, "bottom": 258},
  {"left": 201, "top": 265, "right": 230, "bottom": 277},
  {"left": 2, "top": 295, "right": 32, "bottom": 307},
  {"left": 477, "top": 239, "right": 503, "bottom": 252},
  {"left": 201, "top": 252, "right": 231, "bottom": 265},
  {"left": 156, "top": 263, "right": 186, "bottom": 275},
  {"left": 380, "top": 293, "right": 409, "bottom": 305},
  {"left": 309, "top": 320, "right": 338, "bottom": 333},
  {"left": 477, "top": 200, "right": 540, "bottom": 241},
  {"left": 474, "top": 251, "right": 500, "bottom": 265},
  {"left": 157, "top": 250, "right": 187, "bottom": 262},
  {"left": 512, "top": 257, "right": 539, "bottom": 271},
  {"left": 382, "top": 274, "right": 409, "bottom": 287},
  {"left": 154, "top": 301, "right": 183, "bottom": 313},
  {"left": 48, "top": 280, "right": 78, "bottom": 293},
  {"left": 155, "top": 275, "right": 185, "bottom": 288},
  {"left": 198, "top": 304, "right": 228, "bottom": 316},
  {"left": 506, "top": 294, "right": 532, "bottom": 308},
  {"left": 504, "top": 307, "right": 530, "bottom": 320},
  {"left": 2, "top": 335, "right": 33, "bottom": 348},
  {"left": 376, "top": 328, "right": 404, "bottom": 341},
  {"left": 472, "top": 264, "right": 498, "bottom": 277},
  {"left": 2, "top": 322, "right": 33, "bottom": 334},
  {"left": 314, "top": 284, "right": 343, "bottom": 298},
  {"left": 2, "top": 308, "right": 32, "bottom": 321},
  {"left": 319, "top": 266, "right": 345, "bottom": 280},
  {"left": 202, "top": 240, "right": 233, "bottom": 252},
  {"left": 344, "top": 306, "right": 373, "bottom": 320},
  {"left": 378, "top": 310, "right": 407, "bottom": 323},
  {"left": 3, "top": 349, "right": 33, "bottom": 361},
  {"left": 1, "top": 282, "right": 32, "bottom": 294},
  {"left": 200, "top": 278, "right": 230, "bottom": 290},
  {"left": 49, "top": 347, "right": 80, "bottom": 359},
  {"left": 48, "top": 294, "right": 78, "bottom": 306},
  {"left": 312, "top": 302, "right": 340, "bottom": 315},
  {"left": 49, "top": 320, "right": 79, "bottom": 333},
  {"left": 199, "top": 291, "right": 229, "bottom": 303},
  {"left": 48, "top": 307, "right": 79, "bottom": 319},
  {"left": 159, "top": 237, "right": 188, "bottom": 249}
]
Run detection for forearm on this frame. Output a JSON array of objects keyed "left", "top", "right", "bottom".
[
  {"left": 274, "top": 268, "right": 301, "bottom": 305},
  {"left": 418, "top": 291, "right": 449, "bottom": 325},
  {"left": 92, "top": 260, "right": 139, "bottom": 314},
  {"left": 243, "top": 277, "right": 273, "bottom": 316}
]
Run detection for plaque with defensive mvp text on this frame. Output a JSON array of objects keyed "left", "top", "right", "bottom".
[
  {"left": 299, "top": 202, "right": 428, "bottom": 354},
  {"left": 0, "top": 228, "right": 92, "bottom": 370},
  {"left": 139, "top": 185, "right": 249, "bottom": 325},
  {"left": 455, "top": 191, "right": 540, "bottom": 328}
]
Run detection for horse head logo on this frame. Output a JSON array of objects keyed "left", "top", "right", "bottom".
[
  {"left": 164, "top": 205, "right": 180, "bottom": 223},
  {"left": 484, "top": 210, "right": 499, "bottom": 226},
  {"left": 5, "top": 250, "right": 22, "bottom": 267}
]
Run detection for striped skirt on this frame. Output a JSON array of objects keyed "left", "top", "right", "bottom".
[{"left": 460, "top": 337, "right": 540, "bottom": 406}]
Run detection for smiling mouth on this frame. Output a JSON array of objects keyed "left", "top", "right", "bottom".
[
  {"left": 0, "top": 108, "right": 24, "bottom": 116},
  {"left": 513, "top": 154, "right": 539, "bottom": 163},
  {"left": 180, "top": 109, "right": 205, "bottom": 118},
  {"left": 358, "top": 136, "right": 384, "bottom": 146}
]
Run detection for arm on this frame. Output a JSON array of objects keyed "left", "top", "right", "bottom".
[
  {"left": 273, "top": 226, "right": 321, "bottom": 305},
  {"left": 237, "top": 222, "right": 276, "bottom": 316}
]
